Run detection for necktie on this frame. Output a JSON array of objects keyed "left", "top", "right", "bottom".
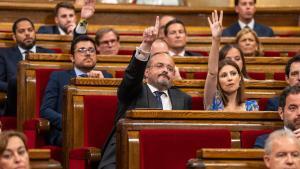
[
  {"left": 79, "top": 74, "right": 88, "bottom": 77},
  {"left": 244, "top": 25, "right": 250, "bottom": 29},
  {"left": 154, "top": 91, "right": 165, "bottom": 109},
  {"left": 24, "top": 50, "right": 33, "bottom": 60}
]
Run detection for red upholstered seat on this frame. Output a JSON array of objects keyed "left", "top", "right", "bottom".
[
  {"left": 257, "top": 98, "right": 269, "bottom": 111},
  {"left": 139, "top": 129, "right": 231, "bottom": 169},
  {"left": 0, "top": 116, "right": 16, "bottom": 130},
  {"left": 191, "top": 97, "right": 203, "bottom": 110},
  {"left": 193, "top": 72, "right": 207, "bottom": 79},
  {"left": 248, "top": 72, "right": 266, "bottom": 80},
  {"left": 115, "top": 71, "right": 124, "bottom": 78},
  {"left": 240, "top": 130, "right": 273, "bottom": 148},
  {"left": 118, "top": 50, "right": 133, "bottom": 55},
  {"left": 69, "top": 95, "right": 118, "bottom": 169},
  {"left": 274, "top": 72, "right": 286, "bottom": 81}
]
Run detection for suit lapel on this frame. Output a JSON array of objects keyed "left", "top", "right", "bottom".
[
  {"left": 145, "top": 85, "right": 160, "bottom": 108},
  {"left": 168, "top": 88, "right": 184, "bottom": 110},
  {"left": 13, "top": 46, "right": 23, "bottom": 61}
]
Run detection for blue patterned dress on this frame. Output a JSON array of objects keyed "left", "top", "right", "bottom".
[{"left": 207, "top": 91, "right": 259, "bottom": 111}]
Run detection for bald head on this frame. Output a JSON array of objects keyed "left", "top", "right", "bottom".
[{"left": 150, "top": 39, "right": 169, "bottom": 56}]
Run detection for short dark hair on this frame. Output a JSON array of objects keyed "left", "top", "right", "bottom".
[
  {"left": 0, "top": 130, "right": 28, "bottom": 155},
  {"left": 279, "top": 86, "right": 300, "bottom": 109},
  {"left": 12, "top": 18, "right": 35, "bottom": 34},
  {"left": 164, "top": 19, "right": 186, "bottom": 36},
  {"left": 234, "top": 0, "right": 256, "bottom": 6},
  {"left": 219, "top": 44, "right": 249, "bottom": 79},
  {"left": 95, "top": 28, "right": 120, "bottom": 46},
  {"left": 217, "top": 59, "right": 245, "bottom": 107},
  {"left": 54, "top": 2, "right": 75, "bottom": 16},
  {"left": 71, "top": 35, "right": 96, "bottom": 55},
  {"left": 285, "top": 55, "right": 300, "bottom": 78}
]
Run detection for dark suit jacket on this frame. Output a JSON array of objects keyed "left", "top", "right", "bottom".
[
  {"left": 40, "top": 69, "right": 112, "bottom": 146},
  {"left": 222, "top": 22, "right": 274, "bottom": 37},
  {"left": 184, "top": 51, "right": 202, "bottom": 57},
  {"left": 98, "top": 54, "right": 192, "bottom": 169},
  {"left": 266, "top": 96, "right": 279, "bottom": 111},
  {"left": 254, "top": 133, "right": 269, "bottom": 148},
  {"left": 0, "top": 46, "right": 54, "bottom": 92},
  {"left": 37, "top": 25, "right": 60, "bottom": 34}
]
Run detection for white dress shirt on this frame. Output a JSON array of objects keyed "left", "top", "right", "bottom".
[
  {"left": 169, "top": 50, "right": 185, "bottom": 57},
  {"left": 238, "top": 19, "right": 255, "bottom": 30},
  {"left": 18, "top": 46, "right": 36, "bottom": 60},
  {"left": 147, "top": 83, "right": 172, "bottom": 110}
]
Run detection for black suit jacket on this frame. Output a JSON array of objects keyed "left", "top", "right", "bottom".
[
  {"left": 37, "top": 25, "right": 61, "bottom": 34},
  {"left": 98, "top": 54, "right": 192, "bottom": 169},
  {"left": 40, "top": 69, "right": 112, "bottom": 146},
  {"left": 266, "top": 96, "right": 279, "bottom": 111},
  {"left": 222, "top": 22, "right": 274, "bottom": 37},
  {"left": 0, "top": 46, "right": 54, "bottom": 91},
  {"left": 254, "top": 133, "right": 269, "bottom": 148},
  {"left": 184, "top": 51, "right": 202, "bottom": 57}
]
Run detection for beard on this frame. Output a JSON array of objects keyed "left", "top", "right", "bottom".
[
  {"left": 284, "top": 118, "right": 300, "bottom": 131},
  {"left": 149, "top": 73, "right": 172, "bottom": 91},
  {"left": 18, "top": 38, "right": 35, "bottom": 50}
]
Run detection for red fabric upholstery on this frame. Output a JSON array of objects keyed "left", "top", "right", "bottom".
[
  {"left": 257, "top": 98, "right": 269, "bottom": 111},
  {"left": 35, "top": 69, "right": 60, "bottom": 117},
  {"left": 83, "top": 95, "right": 117, "bottom": 147},
  {"left": 139, "top": 129, "right": 231, "bottom": 169},
  {"left": 179, "top": 71, "right": 187, "bottom": 79},
  {"left": 193, "top": 72, "right": 207, "bottom": 79},
  {"left": 118, "top": 50, "right": 133, "bottom": 55},
  {"left": 23, "top": 119, "right": 47, "bottom": 148},
  {"left": 240, "top": 130, "right": 273, "bottom": 148},
  {"left": 115, "top": 71, "right": 124, "bottom": 78},
  {"left": 50, "top": 48, "right": 63, "bottom": 53},
  {"left": 274, "top": 72, "right": 286, "bottom": 80},
  {"left": 248, "top": 72, "right": 266, "bottom": 80},
  {"left": 264, "top": 51, "right": 280, "bottom": 57},
  {"left": 69, "top": 148, "right": 100, "bottom": 169},
  {"left": 0, "top": 116, "right": 16, "bottom": 130},
  {"left": 191, "top": 97, "right": 204, "bottom": 110},
  {"left": 42, "top": 145, "right": 63, "bottom": 163}
]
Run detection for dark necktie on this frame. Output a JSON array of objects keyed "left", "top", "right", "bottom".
[
  {"left": 154, "top": 91, "right": 165, "bottom": 109},
  {"left": 79, "top": 74, "right": 88, "bottom": 77},
  {"left": 24, "top": 50, "right": 33, "bottom": 60},
  {"left": 244, "top": 25, "right": 250, "bottom": 29}
]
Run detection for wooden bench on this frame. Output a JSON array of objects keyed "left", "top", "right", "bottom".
[
  {"left": 0, "top": 2, "right": 298, "bottom": 26},
  {"left": 29, "top": 149, "right": 62, "bottom": 169},
  {"left": 116, "top": 110, "right": 282, "bottom": 169},
  {"left": 0, "top": 32, "right": 300, "bottom": 55},
  {"left": 187, "top": 148, "right": 266, "bottom": 169}
]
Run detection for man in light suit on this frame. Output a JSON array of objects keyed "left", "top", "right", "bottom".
[
  {"left": 254, "top": 86, "right": 300, "bottom": 148},
  {"left": 164, "top": 19, "right": 201, "bottom": 56},
  {"left": 266, "top": 55, "right": 300, "bottom": 111},
  {"left": 38, "top": 2, "right": 77, "bottom": 35},
  {"left": 222, "top": 0, "right": 274, "bottom": 37},
  {"left": 40, "top": 35, "right": 112, "bottom": 146},
  {"left": 98, "top": 16, "right": 191, "bottom": 169},
  {"left": 0, "top": 18, "right": 54, "bottom": 116}
]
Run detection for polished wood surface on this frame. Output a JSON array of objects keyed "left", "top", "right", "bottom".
[
  {"left": 29, "top": 149, "right": 62, "bottom": 169},
  {"left": 117, "top": 110, "right": 281, "bottom": 169}
]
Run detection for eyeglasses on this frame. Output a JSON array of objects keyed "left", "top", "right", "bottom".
[
  {"left": 150, "top": 63, "right": 175, "bottom": 72},
  {"left": 76, "top": 47, "right": 96, "bottom": 54},
  {"left": 99, "top": 39, "right": 118, "bottom": 46}
]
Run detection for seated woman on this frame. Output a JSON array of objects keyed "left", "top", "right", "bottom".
[
  {"left": 0, "top": 131, "right": 30, "bottom": 169},
  {"left": 219, "top": 44, "right": 249, "bottom": 80},
  {"left": 235, "top": 28, "right": 262, "bottom": 57},
  {"left": 204, "top": 10, "right": 258, "bottom": 111}
]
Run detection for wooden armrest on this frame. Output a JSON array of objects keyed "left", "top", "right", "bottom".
[
  {"left": 0, "top": 91, "right": 6, "bottom": 102},
  {"left": 86, "top": 147, "right": 101, "bottom": 162},
  {"left": 36, "top": 118, "right": 50, "bottom": 134},
  {"left": 186, "top": 158, "right": 204, "bottom": 169}
]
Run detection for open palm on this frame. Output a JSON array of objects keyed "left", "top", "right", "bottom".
[{"left": 208, "top": 10, "right": 223, "bottom": 38}]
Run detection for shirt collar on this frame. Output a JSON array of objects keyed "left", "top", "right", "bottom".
[
  {"left": 74, "top": 67, "right": 87, "bottom": 77},
  {"left": 18, "top": 45, "right": 36, "bottom": 54},
  {"left": 58, "top": 26, "right": 67, "bottom": 35},
  {"left": 238, "top": 19, "right": 255, "bottom": 30},
  {"left": 147, "top": 83, "right": 168, "bottom": 97},
  {"left": 169, "top": 50, "right": 185, "bottom": 57}
]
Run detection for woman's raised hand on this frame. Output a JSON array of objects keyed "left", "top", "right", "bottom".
[{"left": 208, "top": 10, "right": 223, "bottom": 38}]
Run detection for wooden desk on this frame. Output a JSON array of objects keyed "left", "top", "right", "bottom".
[{"left": 29, "top": 149, "right": 62, "bottom": 169}]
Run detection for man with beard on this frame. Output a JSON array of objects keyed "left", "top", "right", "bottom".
[
  {"left": 0, "top": 18, "right": 54, "bottom": 116},
  {"left": 98, "top": 17, "right": 191, "bottom": 169},
  {"left": 222, "top": 0, "right": 273, "bottom": 37},
  {"left": 266, "top": 55, "right": 300, "bottom": 111},
  {"left": 254, "top": 86, "right": 300, "bottom": 148},
  {"left": 40, "top": 35, "right": 112, "bottom": 146},
  {"left": 164, "top": 19, "right": 200, "bottom": 56}
]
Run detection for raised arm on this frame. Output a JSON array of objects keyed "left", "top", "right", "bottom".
[{"left": 204, "top": 10, "right": 223, "bottom": 109}]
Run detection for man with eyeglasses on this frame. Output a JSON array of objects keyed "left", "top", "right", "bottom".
[
  {"left": 266, "top": 55, "right": 300, "bottom": 111},
  {"left": 95, "top": 28, "right": 120, "bottom": 55},
  {"left": 164, "top": 19, "right": 200, "bottom": 56},
  {"left": 98, "top": 16, "right": 191, "bottom": 169},
  {"left": 40, "top": 35, "right": 112, "bottom": 146}
]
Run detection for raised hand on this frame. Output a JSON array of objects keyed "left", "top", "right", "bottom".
[
  {"left": 139, "top": 16, "right": 160, "bottom": 52},
  {"left": 81, "top": 0, "right": 96, "bottom": 20},
  {"left": 67, "top": 23, "right": 76, "bottom": 35},
  {"left": 208, "top": 10, "right": 223, "bottom": 38}
]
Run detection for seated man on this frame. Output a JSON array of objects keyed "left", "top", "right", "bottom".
[
  {"left": 266, "top": 55, "right": 300, "bottom": 111},
  {"left": 263, "top": 129, "right": 300, "bottom": 169},
  {"left": 164, "top": 19, "right": 200, "bottom": 56},
  {"left": 158, "top": 15, "right": 175, "bottom": 38},
  {"left": 0, "top": 18, "right": 54, "bottom": 116},
  {"left": 255, "top": 86, "right": 300, "bottom": 148},
  {"left": 38, "top": 2, "right": 77, "bottom": 35},
  {"left": 95, "top": 28, "right": 120, "bottom": 55},
  {"left": 40, "top": 35, "right": 112, "bottom": 146},
  {"left": 222, "top": 0, "right": 274, "bottom": 37},
  {"left": 98, "top": 17, "right": 191, "bottom": 169}
]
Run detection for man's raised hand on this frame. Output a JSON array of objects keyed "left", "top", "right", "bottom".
[
  {"left": 140, "top": 16, "right": 160, "bottom": 52},
  {"left": 208, "top": 10, "right": 223, "bottom": 38},
  {"left": 81, "top": 0, "right": 96, "bottom": 20}
]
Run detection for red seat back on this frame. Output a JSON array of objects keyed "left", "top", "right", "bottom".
[
  {"left": 35, "top": 69, "right": 61, "bottom": 117},
  {"left": 193, "top": 72, "right": 207, "bottom": 79},
  {"left": 274, "top": 72, "right": 286, "bottom": 81},
  {"left": 248, "top": 72, "right": 266, "bottom": 80},
  {"left": 191, "top": 97, "right": 204, "bottom": 110},
  {"left": 140, "top": 129, "right": 231, "bottom": 169},
  {"left": 83, "top": 95, "right": 117, "bottom": 147},
  {"left": 240, "top": 130, "right": 273, "bottom": 148}
]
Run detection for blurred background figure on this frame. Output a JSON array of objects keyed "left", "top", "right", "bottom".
[{"left": 235, "top": 28, "right": 261, "bottom": 57}]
